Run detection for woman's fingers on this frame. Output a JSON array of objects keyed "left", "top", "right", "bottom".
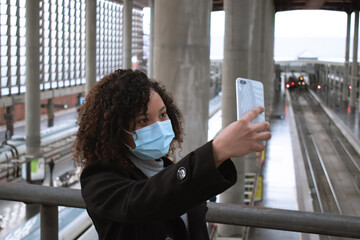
[
  {"left": 255, "top": 131, "right": 272, "bottom": 142},
  {"left": 212, "top": 106, "right": 272, "bottom": 166},
  {"left": 252, "top": 121, "right": 271, "bottom": 133},
  {"left": 243, "top": 106, "right": 264, "bottom": 122}
]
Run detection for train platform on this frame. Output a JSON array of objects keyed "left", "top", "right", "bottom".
[
  {"left": 248, "top": 87, "right": 360, "bottom": 240},
  {"left": 247, "top": 90, "right": 301, "bottom": 240},
  {"left": 310, "top": 90, "right": 360, "bottom": 154}
]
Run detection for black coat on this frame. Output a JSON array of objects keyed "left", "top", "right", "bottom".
[{"left": 80, "top": 141, "right": 237, "bottom": 240}]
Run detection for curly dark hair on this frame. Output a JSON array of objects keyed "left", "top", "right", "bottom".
[{"left": 73, "top": 69, "right": 184, "bottom": 170}]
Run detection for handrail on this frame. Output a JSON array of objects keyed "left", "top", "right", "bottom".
[
  {"left": 206, "top": 202, "right": 360, "bottom": 238},
  {"left": 1, "top": 182, "right": 360, "bottom": 239},
  {"left": 0, "top": 181, "right": 84, "bottom": 208}
]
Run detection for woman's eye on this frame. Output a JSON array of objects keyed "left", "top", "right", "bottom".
[
  {"left": 160, "top": 112, "right": 168, "bottom": 118},
  {"left": 138, "top": 118, "right": 149, "bottom": 125}
]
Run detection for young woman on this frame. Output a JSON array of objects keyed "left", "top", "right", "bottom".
[{"left": 74, "top": 69, "right": 271, "bottom": 240}]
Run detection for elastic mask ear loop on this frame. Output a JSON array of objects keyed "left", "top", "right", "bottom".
[
  {"left": 122, "top": 129, "right": 137, "bottom": 150},
  {"left": 123, "top": 129, "right": 131, "bottom": 135},
  {"left": 123, "top": 128, "right": 138, "bottom": 141}
]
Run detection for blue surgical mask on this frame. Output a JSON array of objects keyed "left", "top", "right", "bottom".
[{"left": 124, "top": 120, "right": 175, "bottom": 160}]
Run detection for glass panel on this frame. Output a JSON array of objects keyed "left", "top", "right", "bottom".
[
  {"left": 19, "top": 37, "right": 25, "bottom": 46},
  {"left": 10, "top": 57, "right": 16, "bottom": 65},
  {"left": 51, "top": 30, "right": 56, "bottom": 39},
  {"left": 18, "top": 0, "right": 26, "bottom": 8},
  {"left": 10, "top": 16, "right": 17, "bottom": 26},
  {"left": 43, "top": 56, "right": 49, "bottom": 64},
  {"left": 51, "top": 48, "right": 57, "bottom": 56},
  {"left": 1, "top": 67, "right": 7, "bottom": 77},
  {"left": 51, "top": 57, "right": 56, "bottom": 65},
  {"left": 19, "top": 56, "right": 25, "bottom": 65},
  {"left": 44, "top": 73, "right": 49, "bottom": 82},
  {"left": 0, "top": 15, "right": 7, "bottom": 23},
  {"left": 11, "top": 86, "right": 18, "bottom": 94},
  {"left": 0, "top": 36, "right": 7, "bottom": 45},
  {"left": 9, "top": 6, "right": 17, "bottom": 16},
  {"left": 2, "top": 88, "right": 9, "bottom": 96},
  {"left": 10, "top": 67, "right": 17, "bottom": 76},
  {"left": 10, "top": 76, "right": 17, "bottom": 86},
  {"left": 19, "top": 27, "right": 26, "bottom": 37},
  {"left": 0, "top": 26, "right": 7, "bottom": 35},
  {"left": 44, "top": 82, "right": 50, "bottom": 89},
  {"left": 8, "top": 37, "right": 15, "bottom": 45},
  {"left": 43, "top": 20, "right": 50, "bottom": 29},
  {"left": 0, "top": 4, "right": 7, "bottom": 14},
  {"left": 51, "top": 4, "right": 56, "bottom": 13},
  {"left": 51, "top": 13, "right": 56, "bottom": 21},
  {"left": 19, "top": 66, "right": 25, "bottom": 75},
  {"left": 43, "top": 65, "right": 49, "bottom": 73}
]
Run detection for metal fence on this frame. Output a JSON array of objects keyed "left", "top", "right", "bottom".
[{"left": 1, "top": 182, "right": 360, "bottom": 239}]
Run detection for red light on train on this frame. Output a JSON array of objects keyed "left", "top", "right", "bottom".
[
  {"left": 317, "top": 85, "right": 321, "bottom": 90},
  {"left": 291, "top": 82, "right": 295, "bottom": 86},
  {"left": 286, "top": 83, "right": 290, "bottom": 89},
  {"left": 349, "top": 85, "right": 352, "bottom": 90}
]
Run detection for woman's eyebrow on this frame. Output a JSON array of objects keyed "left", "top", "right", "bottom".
[
  {"left": 159, "top": 106, "right": 166, "bottom": 112},
  {"left": 135, "top": 112, "right": 148, "bottom": 119}
]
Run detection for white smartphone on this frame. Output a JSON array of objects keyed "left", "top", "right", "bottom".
[{"left": 236, "top": 78, "right": 265, "bottom": 123}]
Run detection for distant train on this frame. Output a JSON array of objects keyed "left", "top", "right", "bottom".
[{"left": 286, "top": 76, "right": 306, "bottom": 90}]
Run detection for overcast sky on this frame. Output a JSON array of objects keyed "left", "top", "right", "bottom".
[
  {"left": 210, "top": 10, "right": 357, "bottom": 61},
  {"left": 144, "top": 9, "right": 358, "bottom": 62}
]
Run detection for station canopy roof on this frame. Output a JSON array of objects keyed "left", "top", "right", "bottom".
[{"left": 212, "top": 0, "right": 360, "bottom": 12}]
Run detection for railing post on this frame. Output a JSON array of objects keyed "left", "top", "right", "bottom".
[{"left": 41, "top": 205, "right": 58, "bottom": 240}]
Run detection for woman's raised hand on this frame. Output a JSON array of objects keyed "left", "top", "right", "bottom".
[{"left": 212, "top": 106, "right": 271, "bottom": 167}]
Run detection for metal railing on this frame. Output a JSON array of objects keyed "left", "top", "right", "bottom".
[{"left": 1, "top": 182, "right": 360, "bottom": 239}]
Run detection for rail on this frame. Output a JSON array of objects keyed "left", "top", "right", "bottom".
[{"left": 1, "top": 182, "right": 360, "bottom": 239}]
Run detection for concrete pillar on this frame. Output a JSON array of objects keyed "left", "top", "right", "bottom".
[
  {"left": 218, "top": 0, "right": 252, "bottom": 237},
  {"left": 153, "top": 0, "right": 211, "bottom": 157},
  {"left": 47, "top": 98, "right": 54, "bottom": 127},
  {"left": 219, "top": 1, "right": 275, "bottom": 237},
  {"left": 147, "top": 0, "right": 155, "bottom": 78},
  {"left": 25, "top": 0, "right": 41, "bottom": 160},
  {"left": 350, "top": 11, "right": 359, "bottom": 109},
  {"left": 123, "top": 0, "right": 133, "bottom": 69},
  {"left": 85, "top": 0, "right": 96, "bottom": 93},
  {"left": 41, "top": 205, "right": 58, "bottom": 240},
  {"left": 343, "top": 12, "right": 351, "bottom": 104},
  {"left": 262, "top": 0, "right": 275, "bottom": 118},
  {"left": 4, "top": 105, "right": 14, "bottom": 140},
  {"left": 245, "top": 0, "right": 263, "bottom": 179},
  {"left": 325, "top": 66, "right": 329, "bottom": 104},
  {"left": 248, "top": 0, "right": 262, "bottom": 81}
]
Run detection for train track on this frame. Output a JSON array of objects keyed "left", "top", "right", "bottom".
[
  {"left": 290, "top": 89, "right": 360, "bottom": 221},
  {"left": 0, "top": 124, "right": 77, "bottom": 182}
]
